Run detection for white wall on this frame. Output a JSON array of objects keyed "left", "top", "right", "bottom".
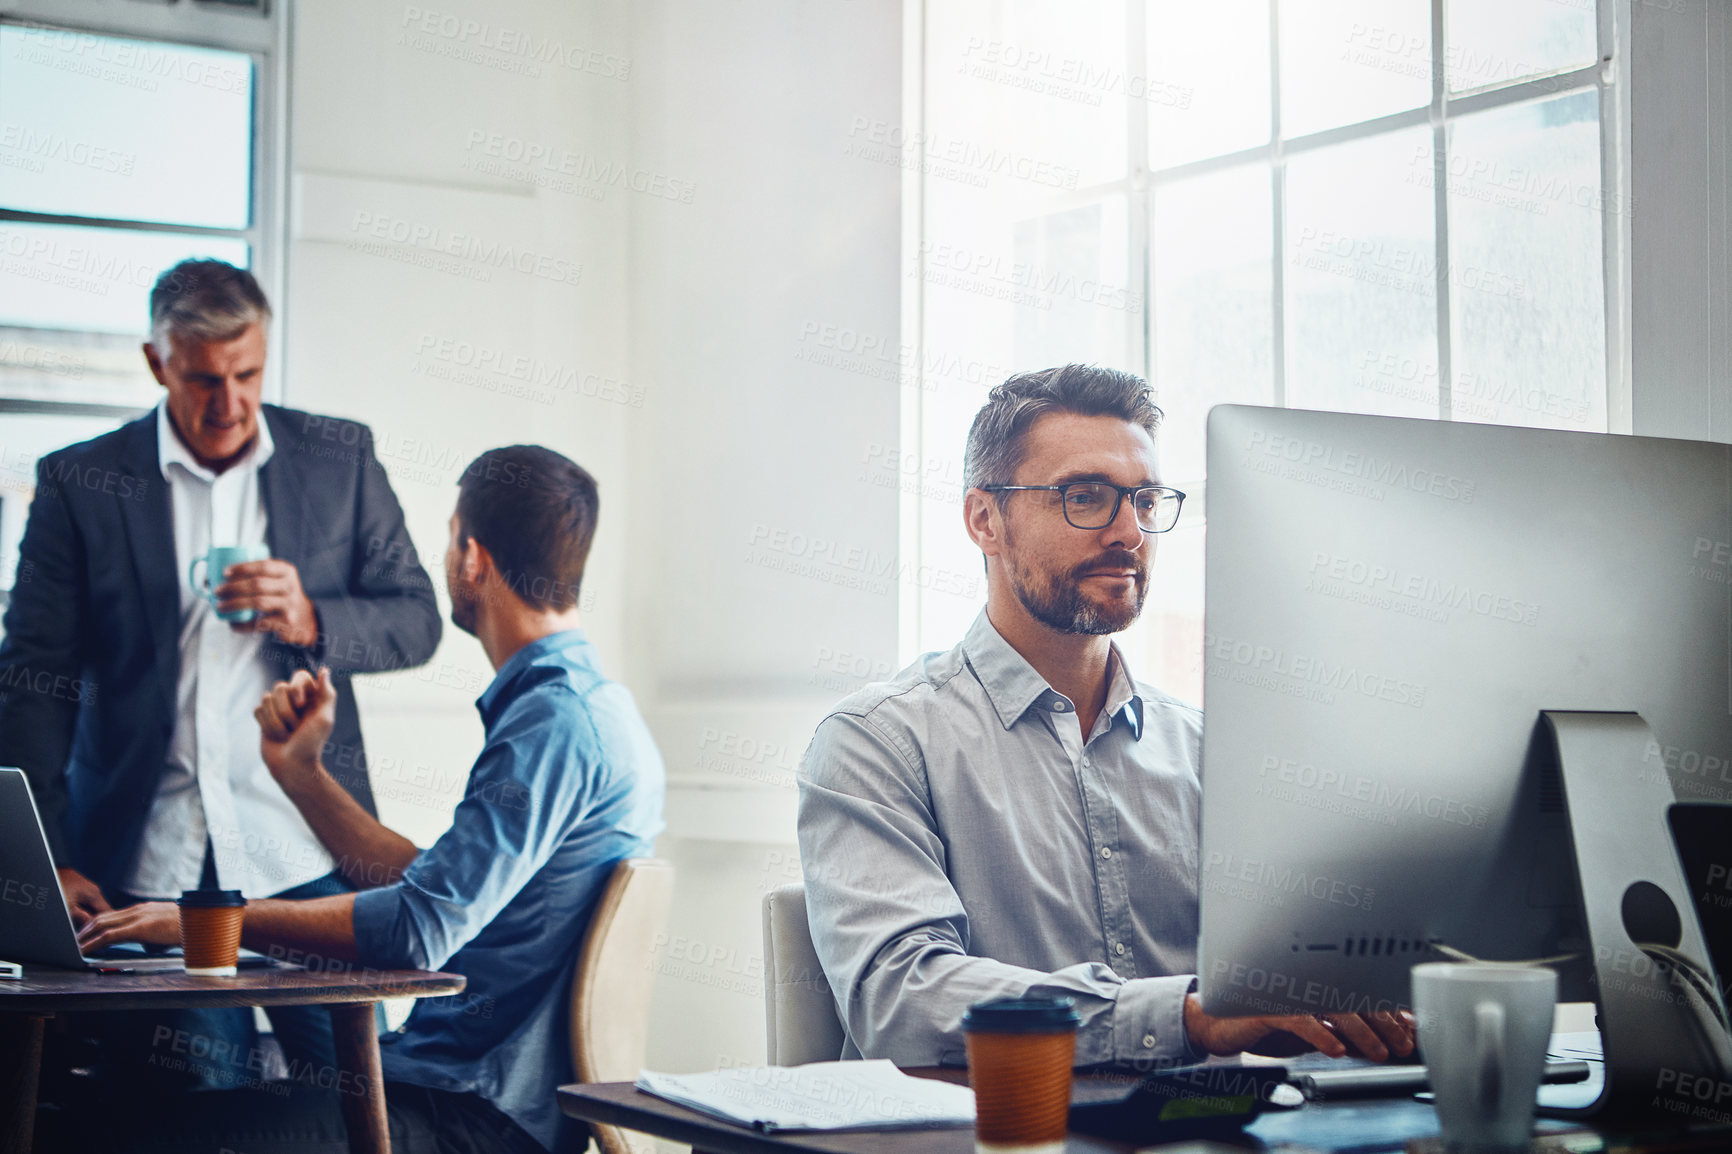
[
  {"left": 287, "top": 0, "right": 636, "bottom": 845},
  {"left": 623, "top": 0, "right": 902, "bottom": 1072},
  {"left": 288, "top": 0, "right": 902, "bottom": 1078},
  {"left": 1628, "top": 0, "right": 1732, "bottom": 442}
]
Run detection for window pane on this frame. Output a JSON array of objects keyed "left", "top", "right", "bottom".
[
  {"left": 1148, "top": 0, "right": 1271, "bottom": 168},
  {"left": 915, "top": 2, "right": 1143, "bottom": 657},
  {"left": 928, "top": 0, "right": 1128, "bottom": 191},
  {"left": 1280, "top": 0, "right": 1431, "bottom": 139},
  {"left": 1448, "top": 92, "right": 1605, "bottom": 431},
  {"left": 1285, "top": 127, "right": 1437, "bottom": 417},
  {"left": 0, "top": 222, "right": 248, "bottom": 334},
  {"left": 0, "top": 327, "right": 167, "bottom": 409},
  {"left": 1152, "top": 166, "right": 1273, "bottom": 485},
  {"left": 1012, "top": 200, "right": 1132, "bottom": 373},
  {"left": 911, "top": 195, "right": 1133, "bottom": 656},
  {"left": 1446, "top": 0, "right": 1596, "bottom": 93},
  {"left": 0, "top": 25, "right": 253, "bottom": 229}
]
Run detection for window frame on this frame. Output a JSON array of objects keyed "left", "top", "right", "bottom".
[
  {"left": 0, "top": 0, "right": 290, "bottom": 414},
  {"left": 1127, "top": 0, "right": 1628, "bottom": 434},
  {"left": 900, "top": 0, "right": 1632, "bottom": 662}
]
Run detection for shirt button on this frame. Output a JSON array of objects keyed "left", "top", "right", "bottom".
[
  {"left": 1100, "top": 847, "right": 1113, "bottom": 860},
  {"left": 1081, "top": 756, "right": 1091, "bottom": 768},
  {"left": 1142, "top": 1034, "right": 1156, "bottom": 1049},
  {"left": 1051, "top": 702, "right": 1068, "bottom": 713},
  {"left": 1114, "top": 942, "right": 1126, "bottom": 956}
]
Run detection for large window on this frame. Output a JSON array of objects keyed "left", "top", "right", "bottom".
[
  {"left": 0, "top": 2, "right": 281, "bottom": 594},
  {"left": 906, "top": 0, "right": 1616, "bottom": 701}
]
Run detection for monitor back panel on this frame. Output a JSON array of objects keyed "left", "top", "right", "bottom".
[{"left": 1199, "top": 406, "right": 1732, "bottom": 1015}]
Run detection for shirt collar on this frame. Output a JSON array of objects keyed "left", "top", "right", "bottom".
[
  {"left": 1102, "top": 646, "right": 1145, "bottom": 739},
  {"left": 156, "top": 399, "right": 275, "bottom": 484},
  {"left": 477, "top": 628, "right": 592, "bottom": 719},
  {"left": 962, "top": 609, "right": 1145, "bottom": 738}
]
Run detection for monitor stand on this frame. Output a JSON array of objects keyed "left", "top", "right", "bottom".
[{"left": 1540, "top": 711, "right": 1732, "bottom": 1119}]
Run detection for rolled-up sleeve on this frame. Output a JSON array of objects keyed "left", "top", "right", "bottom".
[
  {"left": 797, "top": 711, "right": 1199, "bottom": 1067},
  {"left": 352, "top": 687, "right": 595, "bottom": 971}
]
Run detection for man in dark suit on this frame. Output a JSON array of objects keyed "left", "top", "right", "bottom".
[{"left": 0, "top": 258, "right": 441, "bottom": 1086}]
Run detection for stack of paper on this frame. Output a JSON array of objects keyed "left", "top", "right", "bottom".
[{"left": 636, "top": 1060, "right": 976, "bottom": 1132}]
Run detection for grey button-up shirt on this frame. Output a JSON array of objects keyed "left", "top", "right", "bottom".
[{"left": 797, "top": 609, "right": 1203, "bottom": 1067}]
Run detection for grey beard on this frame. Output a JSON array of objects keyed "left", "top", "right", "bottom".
[{"left": 1010, "top": 565, "right": 1146, "bottom": 635}]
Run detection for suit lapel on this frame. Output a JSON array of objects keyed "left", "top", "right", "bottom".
[
  {"left": 258, "top": 406, "right": 307, "bottom": 566},
  {"left": 257, "top": 408, "right": 320, "bottom": 678},
  {"left": 115, "top": 413, "right": 180, "bottom": 714}
]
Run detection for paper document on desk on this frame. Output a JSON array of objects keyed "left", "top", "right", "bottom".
[{"left": 635, "top": 1060, "right": 975, "bottom": 1131}]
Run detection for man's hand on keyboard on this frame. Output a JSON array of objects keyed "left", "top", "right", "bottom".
[
  {"left": 56, "top": 867, "right": 112, "bottom": 929},
  {"left": 1184, "top": 994, "right": 1416, "bottom": 1062},
  {"left": 76, "top": 901, "right": 180, "bottom": 953}
]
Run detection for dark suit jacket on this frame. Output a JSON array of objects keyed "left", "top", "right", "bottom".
[{"left": 0, "top": 404, "right": 442, "bottom": 893}]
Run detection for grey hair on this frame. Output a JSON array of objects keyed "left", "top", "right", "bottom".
[
  {"left": 963, "top": 364, "right": 1162, "bottom": 491},
  {"left": 148, "top": 259, "right": 272, "bottom": 353}
]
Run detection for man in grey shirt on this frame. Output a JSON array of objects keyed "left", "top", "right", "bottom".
[{"left": 797, "top": 364, "right": 1415, "bottom": 1067}]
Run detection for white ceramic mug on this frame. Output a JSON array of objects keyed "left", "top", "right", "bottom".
[{"left": 1412, "top": 962, "right": 1557, "bottom": 1152}]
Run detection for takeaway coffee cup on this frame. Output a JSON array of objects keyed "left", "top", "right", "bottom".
[
  {"left": 1412, "top": 962, "right": 1557, "bottom": 1152},
  {"left": 962, "top": 995, "right": 1081, "bottom": 1154},
  {"left": 178, "top": 889, "right": 247, "bottom": 976},
  {"left": 188, "top": 543, "right": 270, "bottom": 622}
]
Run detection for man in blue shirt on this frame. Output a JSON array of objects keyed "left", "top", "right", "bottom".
[{"left": 75, "top": 445, "right": 666, "bottom": 1154}]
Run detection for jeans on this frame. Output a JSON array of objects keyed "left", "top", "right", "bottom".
[
  {"left": 94, "top": 871, "right": 369, "bottom": 1093},
  {"left": 47, "top": 1081, "right": 549, "bottom": 1154}
]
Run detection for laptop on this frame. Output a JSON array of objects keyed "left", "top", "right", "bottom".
[{"left": 1, "top": 765, "right": 204, "bottom": 972}]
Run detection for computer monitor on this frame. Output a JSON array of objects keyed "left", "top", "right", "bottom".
[{"left": 1196, "top": 404, "right": 1732, "bottom": 1117}]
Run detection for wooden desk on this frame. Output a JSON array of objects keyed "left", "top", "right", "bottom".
[
  {"left": 561, "top": 1077, "right": 1104, "bottom": 1154},
  {"left": 0, "top": 964, "right": 464, "bottom": 1154},
  {"left": 557, "top": 1070, "right": 1600, "bottom": 1154}
]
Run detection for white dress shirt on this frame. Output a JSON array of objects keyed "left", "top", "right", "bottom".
[{"left": 121, "top": 402, "right": 335, "bottom": 899}]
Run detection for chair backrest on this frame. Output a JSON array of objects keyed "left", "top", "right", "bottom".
[
  {"left": 570, "top": 858, "right": 676, "bottom": 1154},
  {"left": 762, "top": 882, "right": 847, "bottom": 1065}
]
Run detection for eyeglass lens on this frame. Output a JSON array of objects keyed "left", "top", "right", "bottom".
[{"left": 1062, "top": 483, "right": 1181, "bottom": 532}]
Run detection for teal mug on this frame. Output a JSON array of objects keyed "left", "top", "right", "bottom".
[{"left": 189, "top": 543, "right": 270, "bottom": 623}]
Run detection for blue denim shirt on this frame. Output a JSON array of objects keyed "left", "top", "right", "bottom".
[{"left": 352, "top": 630, "right": 665, "bottom": 1151}]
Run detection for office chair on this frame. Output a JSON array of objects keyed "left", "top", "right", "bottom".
[
  {"left": 761, "top": 882, "right": 847, "bottom": 1065},
  {"left": 568, "top": 858, "right": 675, "bottom": 1154}
]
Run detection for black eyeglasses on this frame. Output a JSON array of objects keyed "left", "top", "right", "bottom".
[{"left": 982, "top": 482, "right": 1187, "bottom": 533}]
